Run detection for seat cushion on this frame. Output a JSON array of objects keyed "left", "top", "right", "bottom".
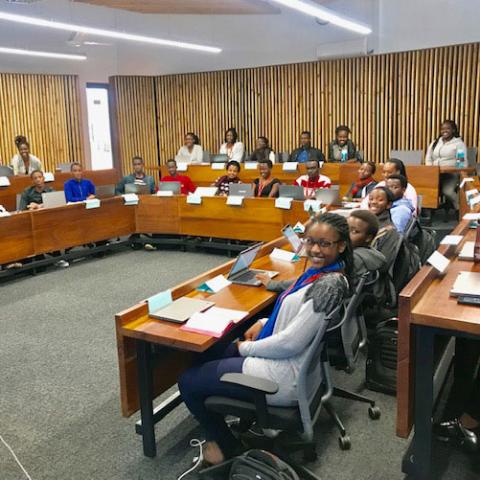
[{"left": 205, "top": 396, "right": 304, "bottom": 433}]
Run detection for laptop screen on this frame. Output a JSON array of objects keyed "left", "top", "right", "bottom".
[{"left": 229, "top": 244, "right": 262, "bottom": 277}]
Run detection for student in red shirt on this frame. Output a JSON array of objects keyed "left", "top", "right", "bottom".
[
  {"left": 294, "top": 157, "right": 332, "bottom": 198},
  {"left": 161, "top": 159, "right": 196, "bottom": 195}
]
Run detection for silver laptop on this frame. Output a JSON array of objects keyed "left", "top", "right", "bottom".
[
  {"left": 125, "top": 183, "right": 151, "bottom": 195},
  {"left": 227, "top": 243, "right": 278, "bottom": 286},
  {"left": 450, "top": 271, "right": 480, "bottom": 297},
  {"left": 279, "top": 185, "right": 305, "bottom": 201},
  {"left": 158, "top": 181, "right": 181, "bottom": 194},
  {"left": 315, "top": 185, "right": 340, "bottom": 205},
  {"left": 229, "top": 183, "right": 254, "bottom": 198},
  {"left": 96, "top": 184, "right": 116, "bottom": 199},
  {"left": 42, "top": 191, "right": 66, "bottom": 208},
  {"left": 149, "top": 297, "right": 215, "bottom": 323},
  {"left": 210, "top": 154, "right": 229, "bottom": 164}
]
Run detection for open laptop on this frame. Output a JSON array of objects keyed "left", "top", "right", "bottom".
[
  {"left": 227, "top": 243, "right": 278, "bottom": 286},
  {"left": 125, "top": 183, "right": 151, "bottom": 195},
  {"left": 158, "top": 181, "right": 181, "bottom": 194},
  {"left": 210, "top": 154, "right": 229, "bottom": 164},
  {"left": 96, "top": 184, "right": 116, "bottom": 199},
  {"left": 42, "top": 191, "right": 66, "bottom": 208},
  {"left": 315, "top": 185, "right": 340, "bottom": 205},
  {"left": 279, "top": 185, "right": 305, "bottom": 201},
  {"left": 229, "top": 183, "right": 254, "bottom": 198}
]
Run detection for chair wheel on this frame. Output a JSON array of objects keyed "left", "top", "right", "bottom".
[
  {"left": 368, "top": 406, "right": 381, "bottom": 420},
  {"left": 338, "top": 435, "right": 351, "bottom": 450}
]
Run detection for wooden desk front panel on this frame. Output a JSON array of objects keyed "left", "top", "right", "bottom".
[
  {"left": 179, "top": 197, "right": 287, "bottom": 241},
  {"left": 0, "top": 212, "right": 35, "bottom": 263},
  {"left": 31, "top": 198, "right": 135, "bottom": 253},
  {"left": 135, "top": 196, "right": 181, "bottom": 234},
  {"left": 0, "top": 169, "right": 119, "bottom": 211}
]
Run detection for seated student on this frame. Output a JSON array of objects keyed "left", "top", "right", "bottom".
[
  {"left": 360, "top": 158, "right": 418, "bottom": 212},
  {"left": 386, "top": 174, "right": 415, "bottom": 234},
  {"left": 176, "top": 132, "right": 203, "bottom": 164},
  {"left": 219, "top": 128, "right": 245, "bottom": 162},
  {"left": 328, "top": 125, "right": 362, "bottom": 163},
  {"left": 425, "top": 120, "right": 467, "bottom": 211},
  {"left": 249, "top": 136, "right": 275, "bottom": 163},
  {"left": 368, "top": 187, "right": 402, "bottom": 266},
  {"left": 294, "top": 157, "right": 332, "bottom": 199},
  {"left": 344, "top": 161, "right": 377, "bottom": 200},
  {"left": 178, "top": 213, "right": 350, "bottom": 465},
  {"left": 289, "top": 131, "right": 325, "bottom": 164},
  {"left": 161, "top": 159, "right": 196, "bottom": 194},
  {"left": 64, "top": 163, "right": 96, "bottom": 202},
  {"left": 19, "top": 170, "right": 53, "bottom": 211},
  {"left": 115, "top": 156, "right": 156, "bottom": 194},
  {"left": 213, "top": 160, "right": 241, "bottom": 196},
  {"left": 11, "top": 136, "right": 43, "bottom": 175},
  {"left": 252, "top": 160, "right": 280, "bottom": 198}
]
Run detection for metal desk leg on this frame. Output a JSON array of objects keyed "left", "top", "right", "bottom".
[
  {"left": 136, "top": 339, "right": 157, "bottom": 458},
  {"left": 411, "top": 325, "right": 435, "bottom": 479}
]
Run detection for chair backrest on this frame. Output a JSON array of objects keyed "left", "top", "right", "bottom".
[
  {"left": 56, "top": 163, "right": 72, "bottom": 173},
  {"left": 278, "top": 152, "right": 289, "bottom": 163},
  {"left": 467, "top": 147, "right": 478, "bottom": 167},
  {"left": 389, "top": 150, "right": 423, "bottom": 165},
  {"left": 0, "top": 165, "right": 14, "bottom": 177},
  {"left": 96, "top": 184, "right": 116, "bottom": 199},
  {"left": 210, "top": 154, "right": 229, "bottom": 164},
  {"left": 295, "top": 303, "right": 343, "bottom": 440}
]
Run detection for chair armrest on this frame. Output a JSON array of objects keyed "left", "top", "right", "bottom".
[{"left": 220, "top": 373, "right": 279, "bottom": 395}]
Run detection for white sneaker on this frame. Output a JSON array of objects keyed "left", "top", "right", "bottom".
[
  {"left": 144, "top": 243, "right": 157, "bottom": 251},
  {"left": 54, "top": 260, "right": 70, "bottom": 268}
]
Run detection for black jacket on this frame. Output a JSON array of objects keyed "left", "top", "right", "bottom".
[{"left": 289, "top": 146, "right": 325, "bottom": 163}]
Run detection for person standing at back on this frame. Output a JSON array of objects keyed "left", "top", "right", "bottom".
[
  {"left": 176, "top": 132, "right": 203, "bottom": 164},
  {"left": 294, "top": 157, "right": 331, "bottom": 199},
  {"left": 289, "top": 131, "right": 325, "bottom": 164},
  {"left": 64, "top": 163, "right": 96, "bottom": 202},
  {"left": 219, "top": 128, "right": 245, "bottom": 162},
  {"left": 11, "top": 136, "right": 43, "bottom": 175},
  {"left": 328, "top": 125, "right": 362, "bottom": 163},
  {"left": 425, "top": 120, "right": 467, "bottom": 211},
  {"left": 115, "top": 156, "right": 155, "bottom": 194}
]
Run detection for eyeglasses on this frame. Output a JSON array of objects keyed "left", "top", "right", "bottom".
[{"left": 303, "top": 237, "right": 339, "bottom": 249}]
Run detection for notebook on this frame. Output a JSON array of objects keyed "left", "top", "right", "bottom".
[
  {"left": 450, "top": 271, "right": 480, "bottom": 298},
  {"left": 180, "top": 307, "right": 248, "bottom": 337},
  {"left": 149, "top": 296, "right": 214, "bottom": 323}
]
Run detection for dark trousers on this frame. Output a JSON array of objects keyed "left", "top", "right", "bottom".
[{"left": 178, "top": 343, "right": 251, "bottom": 458}]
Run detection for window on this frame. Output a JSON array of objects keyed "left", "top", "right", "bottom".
[{"left": 86, "top": 83, "right": 113, "bottom": 170}]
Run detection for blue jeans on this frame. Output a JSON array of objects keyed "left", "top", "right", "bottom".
[{"left": 178, "top": 343, "right": 252, "bottom": 458}]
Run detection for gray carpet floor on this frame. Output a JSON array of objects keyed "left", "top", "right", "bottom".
[{"left": 0, "top": 243, "right": 477, "bottom": 480}]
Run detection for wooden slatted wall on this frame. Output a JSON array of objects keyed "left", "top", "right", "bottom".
[
  {"left": 0, "top": 74, "right": 83, "bottom": 172},
  {"left": 111, "top": 42, "right": 480, "bottom": 166},
  {"left": 109, "top": 76, "right": 159, "bottom": 175}
]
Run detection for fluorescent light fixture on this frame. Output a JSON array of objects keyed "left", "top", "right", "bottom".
[
  {"left": 0, "top": 11, "right": 222, "bottom": 53},
  {"left": 0, "top": 46, "right": 86, "bottom": 60},
  {"left": 269, "top": 0, "right": 371, "bottom": 35}
]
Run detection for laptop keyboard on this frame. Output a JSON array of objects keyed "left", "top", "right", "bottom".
[{"left": 234, "top": 270, "right": 259, "bottom": 282}]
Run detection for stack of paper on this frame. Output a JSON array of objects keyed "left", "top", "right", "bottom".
[
  {"left": 0, "top": 176, "right": 11, "bottom": 187},
  {"left": 197, "top": 274, "right": 232, "bottom": 293},
  {"left": 180, "top": 307, "right": 248, "bottom": 337},
  {"left": 303, "top": 199, "right": 322, "bottom": 213},
  {"left": 43, "top": 172, "right": 55, "bottom": 182},
  {"left": 275, "top": 197, "right": 293, "bottom": 210},
  {"left": 440, "top": 235, "right": 463, "bottom": 246},
  {"left": 458, "top": 241, "right": 474, "bottom": 260},
  {"left": 244, "top": 162, "right": 258, "bottom": 170},
  {"left": 85, "top": 198, "right": 101, "bottom": 209},
  {"left": 270, "top": 247, "right": 299, "bottom": 263},
  {"left": 122, "top": 193, "right": 139, "bottom": 206}
]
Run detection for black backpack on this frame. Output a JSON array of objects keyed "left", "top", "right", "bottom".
[
  {"left": 405, "top": 219, "right": 437, "bottom": 265},
  {"left": 229, "top": 450, "right": 300, "bottom": 480},
  {"left": 365, "top": 318, "right": 398, "bottom": 395}
]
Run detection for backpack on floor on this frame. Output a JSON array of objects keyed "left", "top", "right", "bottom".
[
  {"left": 365, "top": 318, "right": 398, "bottom": 395},
  {"left": 229, "top": 450, "right": 299, "bottom": 480}
]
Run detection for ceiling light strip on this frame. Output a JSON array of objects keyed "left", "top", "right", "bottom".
[
  {"left": 0, "top": 46, "right": 86, "bottom": 60},
  {"left": 0, "top": 11, "right": 222, "bottom": 53}
]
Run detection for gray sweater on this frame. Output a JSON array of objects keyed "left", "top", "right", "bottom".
[{"left": 239, "top": 273, "right": 348, "bottom": 406}]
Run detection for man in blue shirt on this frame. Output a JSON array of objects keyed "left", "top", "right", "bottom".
[
  {"left": 289, "top": 131, "right": 325, "bottom": 164},
  {"left": 386, "top": 174, "right": 415, "bottom": 234},
  {"left": 64, "top": 162, "right": 96, "bottom": 202}
]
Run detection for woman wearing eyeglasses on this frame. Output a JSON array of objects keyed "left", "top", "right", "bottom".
[{"left": 178, "top": 213, "right": 352, "bottom": 465}]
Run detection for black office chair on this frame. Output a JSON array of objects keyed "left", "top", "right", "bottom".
[{"left": 199, "top": 304, "right": 344, "bottom": 480}]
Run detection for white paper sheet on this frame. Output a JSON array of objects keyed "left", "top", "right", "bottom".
[{"left": 427, "top": 251, "right": 450, "bottom": 273}]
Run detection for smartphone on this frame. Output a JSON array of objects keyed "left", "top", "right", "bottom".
[{"left": 281, "top": 224, "right": 302, "bottom": 253}]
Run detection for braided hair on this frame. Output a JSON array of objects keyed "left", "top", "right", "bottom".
[{"left": 307, "top": 212, "right": 354, "bottom": 282}]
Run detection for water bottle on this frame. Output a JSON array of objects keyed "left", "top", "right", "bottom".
[
  {"left": 456, "top": 147, "right": 465, "bottom": 168},
  {"left": 341, "top": 147, "right": 348, "bottom": 163}
]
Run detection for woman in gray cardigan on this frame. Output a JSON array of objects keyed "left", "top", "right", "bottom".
[{"left": 178, "top": 213, "right": 353, "bottom": 465}]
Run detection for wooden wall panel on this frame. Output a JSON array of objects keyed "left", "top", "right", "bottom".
[
  {"left": 0, "top": 74, "right": 83, "bottom": 173},
  {"left": 109, "top": 76, "right": 159, "bottom": 176},
  {"left": 110, "top": 42, "right": 480, "bottom": 169}
]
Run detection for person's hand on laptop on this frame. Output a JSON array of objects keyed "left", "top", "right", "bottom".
[{"left": 255, "top": 272, "right": 271, "bottom": 287}]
